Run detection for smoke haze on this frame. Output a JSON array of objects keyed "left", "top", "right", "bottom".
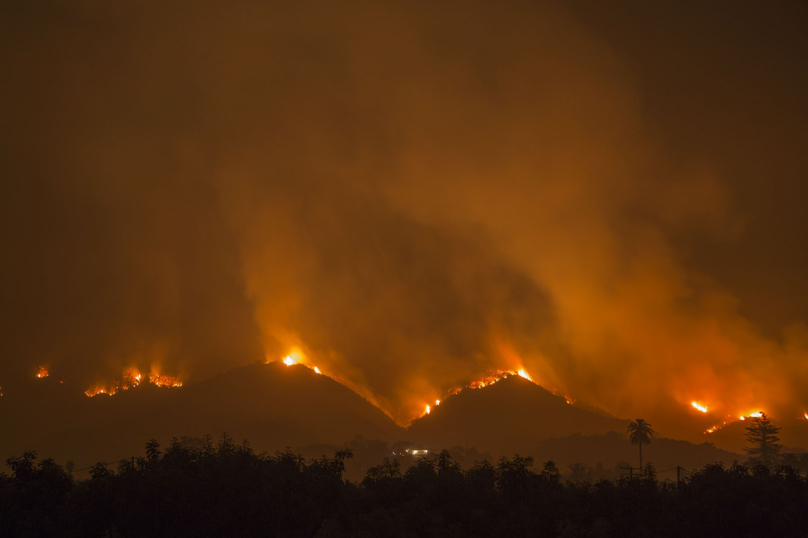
[{"left": 3, "top": 0, "right": 808, "bottom": 435}]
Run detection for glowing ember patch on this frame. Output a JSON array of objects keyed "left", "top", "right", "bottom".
[
  {"left": 122, "top": 369, "right": 141, "bottom": 388},
  {"left": 35, "top": 367, "right": 49, "bottom": 378},
  {"left": 691, "top": 402, "right": 708, "bottom": 413},
  {"left": 468, "top": 369, "right": 518, "bottom": 390},
  {"left": 564, "top": 396, "right": 575, "bottom": 405},
  {"left": 705, "top": 411, "right": 766, "bottom": 434},
  {"left": 85, "top": 369, "right": 181, "bottom": 396},
  {"left": 283, "top": 356, "right": 296, "bottom": 366},
  {"left": 149, "top": 374, "right": 182, "bottom": 388},
  {"left": 314, "top": 366, "right": 321, "bottom": 374},
  {"left": 446, "top": 368, "right": 540, "bottom": 405}
]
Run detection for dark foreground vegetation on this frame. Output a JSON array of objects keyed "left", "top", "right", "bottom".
[{"left": 3, "top": 436, "right": 808, "bottom": 538}]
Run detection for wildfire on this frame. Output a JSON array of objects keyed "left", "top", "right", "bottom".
[
  {"left": 467, "top": 369, "right": 524, "bottom": 390},
  {"left": 804, "top": 413, "right": 808, "bottom": 421},
  {"left": 35, "top": 367, "right": 49, "bottom": 378},
  {"left": 691, "top": 402, "right": 708, "bottom": 413},
  {"left": 442, "top": 367, "right": 543, "bottom": 405},
  {"left": 435, "top": 399, "right": 440, "bottom": 405},
  {"left": 705, "top": 411, "right": 765, "bottom": 433},
  {"left": 425, "top": 404, "right": 431, "bottom": 415},
  {"left": 564, "top": 395, "right": 575, "bottom": 405},
  {"left": 278, "top": 353, "right": 324, "bottom": 376},
  {"left": 85, "top": 369, "right": 181, "bottom": 396},
  {"left": 149, "top": 374, "right": 182, "bottom": 388}
]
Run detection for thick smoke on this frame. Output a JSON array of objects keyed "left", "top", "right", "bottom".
[{"left": 2, "top": 0, "right": 807, "bottom": 433}]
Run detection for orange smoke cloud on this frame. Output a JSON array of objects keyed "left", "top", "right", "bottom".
[{"left": 2, "top": 0, "right": 807, "bottom": 439}]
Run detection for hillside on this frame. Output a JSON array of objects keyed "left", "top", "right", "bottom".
[
  {"left": 0, "top": 362, "right": 405, "bottom": 469},
  {"left": 700, "top": 417, "right": 808, "bottom": 454},
  {"left": 407, "top": 375, "right": 627, "bottom": 455}
]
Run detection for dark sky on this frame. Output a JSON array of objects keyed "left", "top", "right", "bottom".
[{"left": 2, "top": 0, "right": 807, "bottom": 431}]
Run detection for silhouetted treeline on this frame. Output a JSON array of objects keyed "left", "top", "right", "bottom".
[{"left": 3, "top": 436, "right": 808, "bottom": 538}]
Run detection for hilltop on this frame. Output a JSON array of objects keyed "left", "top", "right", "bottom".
[{"left": 407, "top": 375, "right": 627, "bottom": 455}]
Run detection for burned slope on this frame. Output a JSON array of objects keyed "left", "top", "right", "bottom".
[{"left": 407, "top": 376, "right": 627, "bottom": 455}]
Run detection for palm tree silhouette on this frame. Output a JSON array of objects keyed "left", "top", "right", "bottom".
[{"left": 627, "top": 419, "right": 654, "bottom": 470}]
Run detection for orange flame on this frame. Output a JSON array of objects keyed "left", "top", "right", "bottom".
[
  {"left": 85, "top": 368, "right": 180, "bottom": 396},
  {"left": 149, "top": 373, "right": 182, "bottom": 388},
  {"left": 468, "top": 369, "right": 518, "bottom": 390},
  {"left": 444, "top": 367, "right": 540, "bottom": 405},
  {"left": 283, "top": 356, "right": 296, "bottom": 366},
  {"left": 564, "top": 395, "right": 575, "bottom": 405},
  {"left": 35, "top": 367, "right": 49, "bottom": 379},
  {"left": 425, "top": 404, "right": 431, "bottom": 414},
  {"left": 691, "top": 401, "right": 708, "bottom": 413},
  {"left": 705, "top": 410, "right": 765, "bottom": 434},
  {"left": 314, "top": 366, "right": 321, "bottom": 374}
]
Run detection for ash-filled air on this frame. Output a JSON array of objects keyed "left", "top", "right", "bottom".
[{"left": 3, "top": 0, "right": 808, "bottom": 436}]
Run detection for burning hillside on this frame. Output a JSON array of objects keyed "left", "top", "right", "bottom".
[
  {"left": 422, "top": 367, "right": 576, "bottom": 419},
  {"left": 85, "top": 369, "right": 182, "bottom": 397},
  {"left": 408, "top": 374, "right": 627, "bottom": 455}
]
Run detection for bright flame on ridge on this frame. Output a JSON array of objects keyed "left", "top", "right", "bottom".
[
  {"left": 691, "top": 402, "right": 708, "bottom": 413},
  {"left": 149, "top": 373, "right": 182, "bottom": 388},
  {"left": 283, "top": 356, "right": 296, "bottom": 366},
  {"left": 518, "top": 369, "right": 531, "bottom": 381},
  {"left": 425, "top": 404, "right": 431, "bottom": 415},
  {"left": 85, "top": 368, "right": 181, "bottom": 396},
  {"left": 35, "top": 367, "right": 49, "bottom": 378},
  {"left": 314, "top": 366, "right": 321, "bottom": 374},
  {"left": 705, "top": 410, "right": 766, "bottom": 434}
]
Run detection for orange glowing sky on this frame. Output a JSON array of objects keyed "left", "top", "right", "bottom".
[{"left": 2, "top": 0, "right": 808, "bottom": 438}]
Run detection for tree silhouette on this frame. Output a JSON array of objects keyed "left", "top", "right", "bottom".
[
  {"left": 627, "top": 419, "right": 654, "bottom": 469},
  {"left": 5, "top": 435, "right": 808, "bottom": 537},
  {"left": 744, "top": 412, "right": 782, "bottom": 467}
]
